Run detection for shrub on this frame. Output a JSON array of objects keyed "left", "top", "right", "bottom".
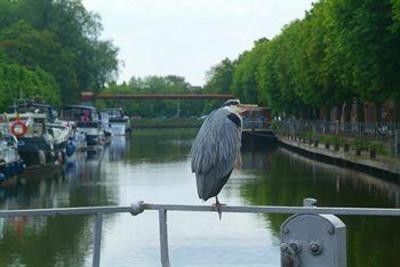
[
  {"left": 352, "top": 138, "right": 368, "bottom": 151},
  {"left": 368, "top": 142, "right": 386, "bottom": 155}
]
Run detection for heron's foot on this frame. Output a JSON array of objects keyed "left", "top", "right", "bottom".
[{"left": 212, "top": 202, "right": 226, "bottom": 220}]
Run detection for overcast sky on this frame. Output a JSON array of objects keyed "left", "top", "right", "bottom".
[{"left": 82, "top": 0, "right": 314, "bottom": 86}]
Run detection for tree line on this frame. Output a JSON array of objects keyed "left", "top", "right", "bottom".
[
  {"left": 0, "top": 0, "right": 118, "bottom": 110},
  {"left": 98, "top": 76, "right": 206, "bottom": 118},
  {"left": 204, "top": 0, "right": 400, "bottom": 123}
]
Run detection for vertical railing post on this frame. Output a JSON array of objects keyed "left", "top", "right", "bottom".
[
  {"left": 92, "top": 213, "right": 103, "bottom": 267},
  {"left": 159, "top": 209, "right": 170, "bottom": 267},
  {"left": 395, "top": 129, "right": 399, "bottom": 157}
]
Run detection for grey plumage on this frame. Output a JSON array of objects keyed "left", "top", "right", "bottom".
[{"left": 190, "top": 107, "right": 242, "bottom": 201}]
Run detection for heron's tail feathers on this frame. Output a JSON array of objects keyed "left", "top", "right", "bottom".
[{"left": 196, "top": 173, "right": 212, "bottom": 201}]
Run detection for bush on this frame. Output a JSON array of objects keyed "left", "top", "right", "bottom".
[
  {"left": 368, "top": 142, "right": 386, "bottom": 155},
  {"left": 352, "top": 138, "right": 369, "bottom": 151},
  {"left": 300, "top": 131, "right": 313, "bottom": 140},
  {"left": 320, "top": 135, "right": 341, "bottom": 145}
]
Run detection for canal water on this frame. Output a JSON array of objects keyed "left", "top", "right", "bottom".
[{"left": 0, "top": 129, "right": 399, "bottom": 266}]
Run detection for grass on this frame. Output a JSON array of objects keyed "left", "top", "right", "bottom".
[{"left": 131, "top": 118, "right": 203, "bottom": 128}]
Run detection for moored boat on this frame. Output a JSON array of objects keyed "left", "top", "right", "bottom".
[
  {"left": 61, "top": 105, "right": 106, "bottom": 150},
  {"left": 103, "top": 108, "right": 131, "bottom": 136},
  {"left": 0, "top": 135, "right": 25, "bottom": 183},
  {"left": 4, "top": 101, "right": 75, "bottom": 167}
]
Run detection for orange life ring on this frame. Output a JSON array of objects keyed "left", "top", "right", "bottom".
[{"left": 11, "top": 120, "right": 27, "bottom": 138}]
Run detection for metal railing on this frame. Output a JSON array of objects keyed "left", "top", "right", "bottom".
[
  {"left": 274, "top": 120, "right": 400, "bottom": 157},
  {"left": 1, "top": 201, "right": 400, "bottom": 267},
  {"left": 243, "top": 119, "right": 270, "bottom": 129}
]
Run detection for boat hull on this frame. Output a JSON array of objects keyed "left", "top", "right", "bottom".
[{"left": 17, "top": 137, "right": 56, "bottom": 167}]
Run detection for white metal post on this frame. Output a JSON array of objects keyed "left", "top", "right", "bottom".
[
  {"left": 92, "top": 213, "right": 103, "bottom": 267},
  {"left": 159, "top": 209, "right": 170, "bottom": 267}
]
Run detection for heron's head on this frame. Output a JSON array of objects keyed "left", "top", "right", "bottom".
[{"left": 222, "top": 99, "right": 257, "bottom": 114}]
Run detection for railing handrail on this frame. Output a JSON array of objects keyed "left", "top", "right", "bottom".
[
  {"left": 2, "top": 202, "right": 400, "bottom": 267},
  {"left": 143, "top": 203, "right": 400, "bottom": 216},
  {"left": 1, "top": 202, "right": 400, "bottom": 217}
]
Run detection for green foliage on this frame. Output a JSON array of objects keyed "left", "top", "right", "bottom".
[
  {"left": 99, "top": 75, "right": 205, "bottom": 118},
  {"left": 132, "top": 118, "right": 202, "bottom": 128},
  {"left": 231, "top": 38, "right": 269, "bottom": 104},
  {"left": 318, "top": 135, "right": 342, "bottom": 146},
  {"left": 352, "top": 138, "right": 369, "bottom": 151},
  {"left": 204, "top": 0, "right": 400, "bottom": 119},
  {"left": 368, "top": 141, "right": 386, "bottom": 155},
  {"left": 0, "top": 0, "right": 119, "bottom": 106},
  {"left": 299, "top": 131, "right": 314, "bottom": 140},
  {"left": 0, "top": 63, "right": 60, "bottom": 110},
  {"left": 203, "top": 58, "right": 235, "bottom": 112}
]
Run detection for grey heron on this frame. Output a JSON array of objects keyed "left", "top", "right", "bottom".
[{"left": 190, "top": 99, "right": 256, "bottom": 219}]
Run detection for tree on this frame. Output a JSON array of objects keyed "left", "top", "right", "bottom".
[
  {"left": 203, "top": 58, "right": 234, "bottom": 112},
  {"left": 0, "top": 63, "right": 60, "bottom": 110},
  {"left": 0, "top": 0, "right": 120, "bottom": 104},
  {"left": 231, "top": 38, "right": 269, "bottom": 104}
]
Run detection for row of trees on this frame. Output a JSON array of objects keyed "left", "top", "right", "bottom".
[
  {"left": 0, "top": 0, "right": 119, "bottom": 110},
  {"left": 204, "top": 0, "right": 400, "bottom": 122},
  {"left": 98, "top": 75, "right": 205, "bottom": 118}
]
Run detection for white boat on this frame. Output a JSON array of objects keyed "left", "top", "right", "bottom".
[
  {"left": 0, "top": 135, "right": 25, "bottom": 182},
  {"left": 4, "top": 102, "right": 76, "bottom": 167},
  {"left": 103, "top": 108, "right": 131, "bottom": 136},
  {"left": 61, "top": 105, "right": 106, "bottom": 149},
  {"left": 99, "top": 111, "right": 113, "bottom": 143}
]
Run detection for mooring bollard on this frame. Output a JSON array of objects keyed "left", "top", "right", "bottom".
[{"left": 280, "top": 198, "right": 346, "bottom": 267}]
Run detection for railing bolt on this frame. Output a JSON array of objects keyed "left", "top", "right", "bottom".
[
  {"left": 328, "top": 226, "right": 335, "bottom": 235},
  {"left": 280, "top": 243, "right": 289, "bottom": 252},
  {"left": 289, "top": 241, "right": 301, "bottom": 253},
  {"left": 309, "top": 241, "right": 322, "bottom": 256},
  {"left": 282, "top": 228, "right": 290, "bottom": 235}
]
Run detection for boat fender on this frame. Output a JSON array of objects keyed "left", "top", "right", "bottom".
[
  {"left": 38, "top": 150, "right": 46, "bottom": 165},
  {"left": 11, "top": 120, "right": 27, "bottom": 138},
  {"left": 57, "top": 151, "right": 65, "bottom": 164},
  {"left": 0, "top": 173, "right": 5, "bottom": 182},
  {"left": 16, "top": 160, "right": 25, "bottom": 175},
  {"left": 10, "top": 162, "right": 17, "bottom": 176},
  {"left": 66, "top": 142, "right": 76, "bottom": 157}
]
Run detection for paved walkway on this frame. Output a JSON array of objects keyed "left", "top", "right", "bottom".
[{"left": 278, "top": 136, "right": 400, "bottom": 176}]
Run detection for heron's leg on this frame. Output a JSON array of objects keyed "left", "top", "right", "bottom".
[{"left": 213, "top": 196, "right": 225, "bottom": 220}]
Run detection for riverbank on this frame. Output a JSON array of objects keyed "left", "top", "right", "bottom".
[
  {"left": 277, "top": 135, "right": 400, "bottom": 180},
  {"left": 131, "top": 118, "right": 202, "bottom": 129}
]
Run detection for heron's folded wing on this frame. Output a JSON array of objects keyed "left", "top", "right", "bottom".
[{"left": 191, "top": 109, "right": 241, "bottom": 178}]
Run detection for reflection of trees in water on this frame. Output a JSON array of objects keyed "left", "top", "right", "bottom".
[
  {"left": 0, "top": 216, "right": 92, "bottom": 267},
  {"left": 0, "top": 149, "right": 116, "bottom": 267},
  {"left": 127, "top": 129, "right": 197, "bottom": 163},
  {"left": 239, "top": 145, "right": 400, "bottom": 266}
]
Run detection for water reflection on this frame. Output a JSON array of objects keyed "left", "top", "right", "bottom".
[
  {"left": 107, "top": 136, "right": 129, "bottom": 162},
  {"left": 0, "top": 129, "right": 398, "bottom": 266},
  {"left": 0, "top": 142, "right": 117, "bottom": 267},
  {"left": 126, "top": 129, "right": 196, "bottom": 163},
  {"left": 239, "top": 145, "right": 400, "bottom": 266}
]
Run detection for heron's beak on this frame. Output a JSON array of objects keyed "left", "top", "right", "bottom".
[{"left": 237, "top": 104, "right": 258, "bottom": 114}]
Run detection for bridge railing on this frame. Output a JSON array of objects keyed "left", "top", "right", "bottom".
[{"left": 1, "top": 200, "right": 400, "bottom": 267}]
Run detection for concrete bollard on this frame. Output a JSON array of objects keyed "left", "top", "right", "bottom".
[{"left": 280, "top": 198, "right": 346, "bottom": 267}]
